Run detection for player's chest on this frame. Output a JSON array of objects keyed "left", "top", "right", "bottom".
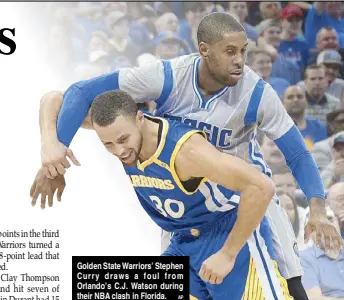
[
  {"left": 163, "top": 82, "right": 251, "bottom": 127},
  {"left": 162, "top": 104, "right": 255, "bottom": 151},
  {"left": 126, "top": 167, "right": 198, "bottom": 219}
]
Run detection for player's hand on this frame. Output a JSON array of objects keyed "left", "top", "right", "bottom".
[
  {"left": 305, "top": 203, "right": 343, "bottom": 257},
  {"left": 199, "top": 249, "right": 236, "bottom": 285},
  {"left": 30, "top": 168, "right": 66, "bottom": 209},
  {"left": 41, "top": 140, "right": 80, "bottom": 179}
]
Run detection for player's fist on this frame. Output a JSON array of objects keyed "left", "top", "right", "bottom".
[
  {"left": 199, "top": 250, "right": 236, "bottom": 285},
  {"left": 41, "top": 140, "right": 80, "bottom": 179},
  {"left": 30, "top": 168, "right": 66, "bottom": 209}
]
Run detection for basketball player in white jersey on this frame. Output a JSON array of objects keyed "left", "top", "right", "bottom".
[{"left": 37, "top": 13, "right": 342, "bottom": 299}]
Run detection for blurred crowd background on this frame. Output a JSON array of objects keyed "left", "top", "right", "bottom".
[{"left": 29, "top": 1, "right": 344, "bottom": 297}]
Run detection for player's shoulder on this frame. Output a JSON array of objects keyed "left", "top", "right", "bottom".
[
  {"left": 169, "top": 53, "right": 199, "bottom": 71},
  {"left": 165, "top": 119, "right": 206, "bottom": 162},
  {"left": 166, "top": 117, "right": 198, "bottom": 135},
  {"left": 240, "top": 65, "right": 261, "bottom": 84},
  {"left": 235, "top": 65, "right": 265, "bottom": 93},
  {"left": 164, "top": 117, "right": 204, "bottom": 144},
  {"left": 119, "top": 53, "right": 197, "bottom": 81},
  {"left": 119, "top": 58, "right": 164, "bottom": 79}
]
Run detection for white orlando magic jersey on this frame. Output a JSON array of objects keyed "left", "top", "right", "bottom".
[{"left": 118, "top": 53, "right": 294, "bottom": 176}]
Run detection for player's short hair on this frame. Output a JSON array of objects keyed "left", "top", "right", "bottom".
[
  {"left": 91, "top": 90, "right": 138, "bottom": 127},
  {"left": 197, "top": 12, "right": 245, "bottom": 45}
]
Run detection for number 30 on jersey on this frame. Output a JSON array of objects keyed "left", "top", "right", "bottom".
[{"left": 149, "top": 196, "right": 185, "bottom": 218}]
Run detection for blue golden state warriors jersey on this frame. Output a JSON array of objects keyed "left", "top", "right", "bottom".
[{"left": 124, "top": 115, "right": 240, "bottom": 233}]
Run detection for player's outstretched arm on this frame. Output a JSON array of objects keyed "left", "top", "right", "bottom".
[
  {"left": 40, "top": 61, "right": 165, "bottom": 178},
  {"left": 40, "top": 91, "right": 84, "bottom": 179},
  {"left": 175, "top": 133, "right": 275, "bottom": 284},
  {"left": 258, "top": 84, "right": 343, "bottom": 253}
]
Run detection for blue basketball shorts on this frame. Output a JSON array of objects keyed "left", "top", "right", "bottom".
[{"left": 162, "top": 210, "right": 293, "bottom": 300}]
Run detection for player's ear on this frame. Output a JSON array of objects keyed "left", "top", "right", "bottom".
[
  {"left": 136, "top": 110, "right": 144, "bottom": 127},
  {"left": 199, "top": 42, "right": 209, "bottom": 59}
]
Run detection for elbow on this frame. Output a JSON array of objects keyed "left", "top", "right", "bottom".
[{"left": 40, "top": 91, "right": 64, "bottom": 107}]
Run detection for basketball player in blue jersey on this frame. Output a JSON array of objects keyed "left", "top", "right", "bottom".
[
  {"left": 36, "top": 12, "right": 342, "bottom": 299},
  {"left": 31, "top": 90, "right": 292, "bottom": 299}
]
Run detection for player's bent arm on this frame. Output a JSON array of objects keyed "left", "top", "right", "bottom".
[
  {"left": 56, "top": 61, "right": 164, "bottom": 147},
  {"left": 258, "top": 84, "right": 325, "bottom": 201},
  {"left": 40, "top": 91, "right": 93, "bottom": 147},
  {"left": 175, "top": 134, "right": 275, "bottom": 257},
  {"left": 40, "top": 91, "right": 64, "bottom": 145}
]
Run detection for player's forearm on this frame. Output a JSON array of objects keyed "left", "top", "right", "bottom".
[
  {"left": 221, "top": 183, "right": 274, "bottom": 258},
  {"left": 292, "top": 153, "right": 325, "bottom": 200},
  {"left": 275, "top": 125, "right": 325, "bottom": 201},
  {"left": 40, "top": 91, "right": 63, "bottom": 146},
  {"left": 57, "top": 72, "right": 119, "bottom": 147},
  {"left": 309, "top": 198, "right": 327, "bottom": 219}
]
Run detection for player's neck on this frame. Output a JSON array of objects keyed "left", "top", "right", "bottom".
[
  {"left": 139, "top": 119, "right": 160, "bottom": 162},
  {"left": 198, "top": 59, "right": 226, "bottom": 96}
]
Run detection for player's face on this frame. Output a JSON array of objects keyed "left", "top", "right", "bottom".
[
  {"left": 205, "top": 31, "right": 248, "bottom": 87},
  {"left": 283, "top": 86, "right": 307, "bottom": 115},
  {"left": 95, "top": 114, "right": 144, "bottom": 167}
]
